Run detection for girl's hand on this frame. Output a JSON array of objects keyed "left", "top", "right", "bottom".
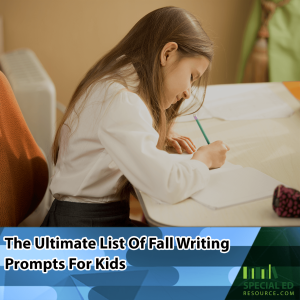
[
  {"left": 167, "top": 129, "right": 197, "bottom": 154},
  {"left": 191, "top": 140, "right": 230, "bottom": 169}
]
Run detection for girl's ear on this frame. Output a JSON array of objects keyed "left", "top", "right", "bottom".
[{"left": 160, "top": 42, "right": 178, "bottom": 66}]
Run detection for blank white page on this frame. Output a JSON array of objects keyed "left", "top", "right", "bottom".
[
  {"left": 191, "top": 167, "right": 282, "bottom": 209},
  {"left": 210, "top": 161, "right": 242, "bottom": 175},
  {"left": 176, "top": 82, "right": 294, "bottom": 121},
  {"left": 204, "top": 83, "right": 294, "bottom": 120}
]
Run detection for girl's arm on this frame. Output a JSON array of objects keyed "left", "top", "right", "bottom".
[{"left": 98, "top": 87, "right": 210, "bottom": 204}]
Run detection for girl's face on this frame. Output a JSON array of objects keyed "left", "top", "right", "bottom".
[{"left": 160, "top": 42, "right": 210, "bottom": 110}]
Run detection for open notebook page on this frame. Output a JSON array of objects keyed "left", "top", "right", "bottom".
[
  {"left": 145, "top": 161, "right": 244, "bottom": 205},
  {"left": 209, "top": 161, "right": 242, "bottom": 174},
  {"left": 191, "top": 167, "right": 282, "bottom": 209}
]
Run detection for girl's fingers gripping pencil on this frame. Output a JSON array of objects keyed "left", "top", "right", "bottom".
[{"left": 193, "top": 114, "right": 210, "bottom": 145}]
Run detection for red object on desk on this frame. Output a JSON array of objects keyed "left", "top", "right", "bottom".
[{"left": 273, "top": 185, "right": 300, "bottom": 218}]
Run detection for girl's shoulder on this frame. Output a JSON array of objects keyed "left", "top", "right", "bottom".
[
  {"left": 91, "top": 79, "right": 145, "bottom": 107},
  {"left": 90, "top": 79, "right": 135, "bottom": 98},
  {"left": 89, "top": 79, "right": 153, "bottom": 123}
]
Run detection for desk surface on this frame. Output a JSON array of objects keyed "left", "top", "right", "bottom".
[{"left": 137, "top": 83, "right": 300, "bottom": 226}]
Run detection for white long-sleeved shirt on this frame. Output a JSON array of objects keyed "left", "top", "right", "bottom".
[{"left": 50, "top": 75, "right": 210, "bottom": 204}]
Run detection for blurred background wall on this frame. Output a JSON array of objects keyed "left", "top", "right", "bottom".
[{"left": 0, "top": 0, "right": 254, "bottom": 117}]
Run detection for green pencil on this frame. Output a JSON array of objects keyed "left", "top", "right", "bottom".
[{"left": 193, "top": 114, "right": 210, "bottom": 144}]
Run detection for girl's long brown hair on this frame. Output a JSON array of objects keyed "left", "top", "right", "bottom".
[{"left": 52, "top": 6, "right": 214, "bottom": 201}]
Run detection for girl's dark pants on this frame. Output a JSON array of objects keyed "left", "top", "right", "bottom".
[{"left": 41, "top": 199, "right": 148, "bottom": 227}]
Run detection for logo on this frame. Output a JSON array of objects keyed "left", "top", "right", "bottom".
[
  {"left": 243, "top": 264, "right": 278, "bottom": 280},
  {"left": 242, "top": 264, "right": 294, "bottom": 297}
]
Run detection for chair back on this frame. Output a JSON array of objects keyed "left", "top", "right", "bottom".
[{"left": 0, "top": 71, "right": 48, "bottom": 226}]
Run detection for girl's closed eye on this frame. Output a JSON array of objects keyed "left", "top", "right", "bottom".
[{"left": 190, "top": 74, "right": 194, "bottom": 82}]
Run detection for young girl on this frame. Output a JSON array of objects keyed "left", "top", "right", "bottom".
[{"left": 41, "top": 6, "right": 230, "bottom": 227}]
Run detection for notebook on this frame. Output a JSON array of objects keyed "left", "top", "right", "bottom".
[{"left": 191, "top": 161, "right": 282, "bottom": 209}]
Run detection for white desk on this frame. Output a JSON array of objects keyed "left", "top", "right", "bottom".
[{"left": 136, "top": 83, "right": 300, "bottom": 226}]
